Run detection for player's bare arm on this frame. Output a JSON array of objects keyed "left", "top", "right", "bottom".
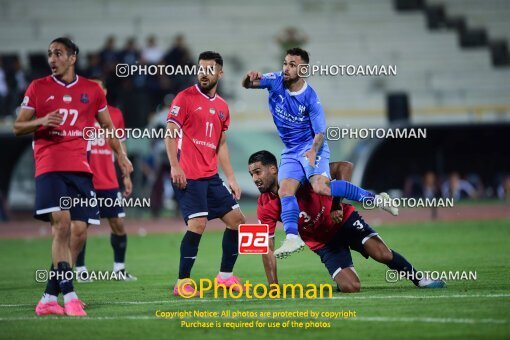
[
  {"left": 165, "top": 121, "right": 187, "bottom": 189},
  {"left": 96, "top": 109, "right": 133, "bottom": 177},
  {"left": 304, "top": 133, "right": 325, "bottom": 167},
  {"left": 329, "top": 161, "right": 354, "bottom": 224},
  {"left": 261, "top": 238, "right": 278, "bottom": 285},
  {"left": 242, "top": 71, "right": 262, "bottom": 89},
  {"left": 218, "top": 131, "right": 241, "bottom": 200},
  {"left": 13, "top": 108, "right": 63, "bottom": 136}
]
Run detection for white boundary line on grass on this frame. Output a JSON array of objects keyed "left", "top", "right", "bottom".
[{"left": 1, "top": 293, "right": 509, "bottom": 308}]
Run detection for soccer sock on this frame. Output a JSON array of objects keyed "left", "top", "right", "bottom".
[
  {"left": 280, "top": 196, "right": 299, "bottom": 235},
  {"left": 42, "top": 264, "right": 59, "bottom": 302},
  {"left": 111, "top": 233, "right": 127, "bottom": 266},
  {"left": 387, "top": 250, "right": 420, "bottom": 286},
  {"left": 56, "top": 261, "right": 76, "bottom": 297},
  {"left": 330, "top": 180, "right": 375, "bottom": 202},
  {"left": 178, "top": 231, "right": 202, "bottom": 279},
  {"left": 220, "top": 228, "right": 239, "bottom": 273},
  {"left": 76, "top": 241, "right": 86, "bottom": 268}
]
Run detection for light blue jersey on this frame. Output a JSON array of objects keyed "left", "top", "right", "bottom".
[
  {"left": 260, "top": 71, "right": 329, "bottom": 157},
  {"left": 260, "top": 71, "right": 330, "bottom": 182}
]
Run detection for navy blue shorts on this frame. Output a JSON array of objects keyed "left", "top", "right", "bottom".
[
  {"left": 34, "top": 172, "right": 100, "bottom": 225},
  {"left": 96, "top": 189, "right": 125, "bottom": 219},
  {"left": 173, "top": 174, "right": 239, "bottom": 224},
  {"left": 314, "top": 211, "right": 378, "bottom": 279}
]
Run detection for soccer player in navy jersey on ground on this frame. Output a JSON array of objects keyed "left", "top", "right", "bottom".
[
  {"left": 13, "top": 37, "right": 133, "bottom": 316},
  {"left": 75, "top": 78, "right": 137, "bottom": 282},
  {"left": 248, "top": 150, "right": 446, "bottom": 290},
  {"left": 166, "top": 51, "right": 246, "bottom": 297},
  {"left": 243, "top": 48, "right": 398, "bottom": 259}
]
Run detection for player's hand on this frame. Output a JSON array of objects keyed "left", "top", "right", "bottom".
[
  {"left": 122, "top": 176, "right": 132, "bottom": 197},
  {"left": 118, "top": 155, "right": 134, "bottom": 177},
  {"left": 171, "top": 165, "right": 187, "bottom": 189},
  {"left": 247, "top": 71, "right": 262, "bottom": 81},
  {"left": 304, "top": 149, "right": 317, "bottom": 167},
  {"left": 40, "top": 110, "right": 63, "bottom": 128},
  {"left": 330, "top": 205, "right": 344, "bottom": 224},
  {"left": 228, "top": 178, "right": 241, "bottom": 200}
]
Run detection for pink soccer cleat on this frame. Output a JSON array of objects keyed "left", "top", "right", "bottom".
[
  {"left": 64, "top": 299, "right": 87, "bottom": 316},
  {"left": 173, "top": 279, "right": 200, "bottom": 298},
  {"left": 35, "top": 301, "right": 65, "bottom": 316},
  {"left": 215, "top": 274, "right": 244, "bottom": 292}
]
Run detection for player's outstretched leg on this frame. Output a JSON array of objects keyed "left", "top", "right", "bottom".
[
  {"left": 364, "top": 237, "right": 446, "bottom": 288},
  {"left": 314, "top": 176, "right": 399, "bottom": 216},
  {"left": 35, "top": 264, "right": 64, "bottom": 316},
  {"left": 173, "top": 218, "right": 205, "bottom": 297},
  {"left": 275, "top": 179, "right": 305, "bottom": 259},
  {"left": 75, "top": 241, "right": 92, "bottom": 283},
  {"left": 109, "top": 218, "right": 137, "bottom": 281},
  {"left": 216, "top": 209, "right": 246, "bottom": 291}
]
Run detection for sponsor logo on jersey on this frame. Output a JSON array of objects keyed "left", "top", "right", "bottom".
[
  {"left": 80, "top": 93, "right": 89, "bottom": 104},
  {"left": 45, "top": 95, "right": 55, "bottom": 103},
  {"left": 171, "top": 105, "right": 180, "bottom": 116}
]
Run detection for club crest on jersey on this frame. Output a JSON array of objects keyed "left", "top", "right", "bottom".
[
  {"left": 209, "top": 108, "right": 216, "bottom": 115},
  {"left": 63, "top": 95, "right": 72, "bottom": 103},
  {"left": 171, "top": 105, "right": 180, "bottom": 116},
  {"left": 80, "top": 93, "right": 89, "bottom": 104},
  {"left": 219, "top": 111, "right": 225, "bottom": 121}
]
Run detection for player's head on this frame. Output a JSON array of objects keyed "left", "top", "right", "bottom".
[
  {"left": 197, "top": 51, "right": 223, "bottom": 92},
  {"left": 248, "top": 150, "right": 278, "bottom": 194},
  {"left": 90, "top": 77, "right": 107, "bottom": 95},
  {"left": 283, "top": 47, "right": 309, "bottom": 84},
  {"left": 48, "top": 37, "right": 79, "bottom": 78}
]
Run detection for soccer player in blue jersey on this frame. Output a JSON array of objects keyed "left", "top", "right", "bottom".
[{"left": 242, "top": 48, "right": 397, "bottom": 258}]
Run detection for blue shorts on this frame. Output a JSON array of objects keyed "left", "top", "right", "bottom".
[
  {"left": 34, "top": 172, "right": 100, "bottom": 225},
  {"left": 278, "top": 149, "right": 331, "bottom": 184},
  {"left": 173, "top": 174, "right": 239, "bottom": 225},
  {"left": 314, "top": 211, "right": 378, "bottom": 279},
  {"left": 96, "top": 189, "right": 126, "bottom": 219}
]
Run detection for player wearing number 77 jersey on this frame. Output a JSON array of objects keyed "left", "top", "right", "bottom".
[
  {"left": 13, "top": 37, "right": 133, "bottom": 316},
  {"left": 165, "top": 51, "right": 246, "bottom": 297}
]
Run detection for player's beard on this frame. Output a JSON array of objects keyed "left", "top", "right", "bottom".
[
  {"left": 198, "top": 78, "right": 218, "bottom": 93},
  {"left": 283, "top": 75, "right": 299, "bottom": 88}
]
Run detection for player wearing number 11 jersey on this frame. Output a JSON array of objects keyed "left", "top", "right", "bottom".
[{"left": 165, "top": 51, "right": 246, "bottom": 297}]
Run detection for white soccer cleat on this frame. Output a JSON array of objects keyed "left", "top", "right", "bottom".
[
  {"left": 274, "top": 237, "right": 305, "bottom": 259},
  {"left": 375, "top": 192, "right": 399, "bottom": 216}
]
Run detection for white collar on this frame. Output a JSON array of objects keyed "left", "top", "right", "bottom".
[
  {"left": 285, "top": 81, "right": 308, "bottom": 96},
  {"left": 51, "top": 75, "right": 79, "bottom": 88}
]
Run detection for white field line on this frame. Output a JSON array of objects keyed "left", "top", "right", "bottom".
[{"left": 1, "top": 293, "right": 510, "bottom": 308}]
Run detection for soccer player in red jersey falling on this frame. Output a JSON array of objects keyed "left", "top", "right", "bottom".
[
  {"left": 248, "top": 150, "right": 446, "bottom": 291},
  {"left": 13, "top": 37, "right": 133, "bottom": 316},
  {"left": 165, "top": 51, "right": 246, "bottom": 297},
  {"left": 74, "top": 78, "right": 137, "bottom": 282}
]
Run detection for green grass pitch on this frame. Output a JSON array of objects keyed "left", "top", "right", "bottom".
[{"left": 0, "top": 219, "right": 509, "bottom": 339}]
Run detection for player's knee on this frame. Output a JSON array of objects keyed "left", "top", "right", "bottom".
[
  {"left": 188, "top": 218, "right": 207, "bottom": 234},
  {"left": 52, "top": 216, "right": 71, "bottom": 236},
  {"left": 311, "top": 182, "right": 330, "bottom": 196},
  {"left": 109, "top": 218, "right": 125, "bottom": 235}
]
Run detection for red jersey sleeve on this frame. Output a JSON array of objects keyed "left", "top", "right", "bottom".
[
  {"left": 95, "top": 85, "right": 108, "bottom": 114},
  {"left": 21, "top": 81, "right": 37, "bottom": 111},
  {"left": 167, "top": 92, "right": 188, "bottom": 128},
  {"left": 257, "top": 196, "right": 280, "bottom": 238},
  {"left": 222, "top": 108, "right": 230, "bottom": 132}
]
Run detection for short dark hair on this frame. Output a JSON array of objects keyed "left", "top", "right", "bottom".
[
  {"left": 286, "top": 47, "right": 309, "bottom": 64},
  {"left": 50, "top": 37, "right": 79, "bottom": 57},
  {"left": 248, "top": 150, "right": 278, "bottom": 167},
  {"left": 198, "top": 51, "right": 223, "bottom": 66}
]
